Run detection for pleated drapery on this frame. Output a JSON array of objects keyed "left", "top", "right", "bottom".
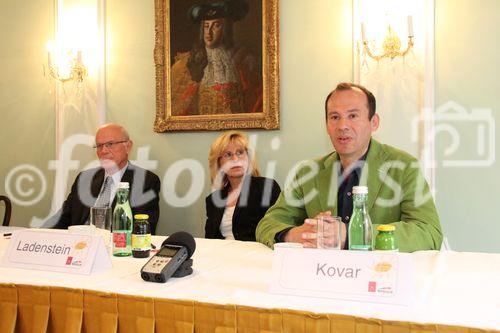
[{"left": 0, "top": 283, "right": 497, "bottom": 333}]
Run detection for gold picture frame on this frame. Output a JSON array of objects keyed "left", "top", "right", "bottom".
[{"left": 154, "top": 0, "right": 279, "bottom": 132}]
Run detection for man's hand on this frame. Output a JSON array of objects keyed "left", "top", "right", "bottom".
[
  {"left": 283, "top": 211, "right": 346, "bottom": 248},
  {"left": 283, "top": 218, "right": 317, "bottom": 247}
]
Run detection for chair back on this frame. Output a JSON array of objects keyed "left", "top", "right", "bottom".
[{"left": 0, "top": 195, "right": 12, "bottom": 226}]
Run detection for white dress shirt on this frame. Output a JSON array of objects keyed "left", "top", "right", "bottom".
[{"left": 105, "top": 162, "right": 129, "bottom": 204}]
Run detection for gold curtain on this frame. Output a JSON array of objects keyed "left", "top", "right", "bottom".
[{"left": 0, "top": 283, "right": 497, "bottom": 333}]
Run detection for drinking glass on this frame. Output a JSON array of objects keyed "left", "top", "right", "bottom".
[
  {"left": 90, "top": 206, "right": 112, "bottom": 248},
  {"left": 316, "top": 216, "right": 343, "bottom": 250}
]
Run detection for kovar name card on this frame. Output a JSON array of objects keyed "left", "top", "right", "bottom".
[{"left": 269, "top": 248, "right": 414, "bottom": 305}]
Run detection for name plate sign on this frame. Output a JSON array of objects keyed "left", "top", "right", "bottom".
[
  {"left": 269, "top": 248, "right": 414, "bottom": 305},
  {"left": 1, "top": 230, "right": 111, "bottom": 275}
]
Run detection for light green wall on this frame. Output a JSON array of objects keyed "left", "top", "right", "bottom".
[
  {"left": 435, "top": 0, "right": 500, "bottom": 252},
  {"left": 1, "top": 0, "right": 499, "bottom": 252},
  {"left": 105, "top": 0, "right": 353, "bottom": 236},
  {"left": 0, "top": 0, "right": 55, "bottom": 227}
]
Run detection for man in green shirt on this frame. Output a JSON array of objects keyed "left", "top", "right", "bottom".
[{"left": 256, "top": 82, "right": 442, "bottom": 252}]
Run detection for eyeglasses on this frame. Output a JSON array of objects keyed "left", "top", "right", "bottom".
[
  {"left": 220, "top": 149, "right": 247, "bottom": 160},
  {"left": 93, "top": 140, "right": 128, "bottom": 150}
]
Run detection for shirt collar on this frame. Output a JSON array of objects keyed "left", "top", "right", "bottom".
[
  {"left": 106, "top": 162, "right": 128, "bottom": 185},
  {"left": 339, "top": 142, "right": 371, "bottom": 178}
]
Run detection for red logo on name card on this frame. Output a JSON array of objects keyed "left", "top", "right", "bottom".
[
  {"left": 368, "top": 281, "right": 376, "bottom": 292},
  {"left": 66, "top": 257, "right": 73, "bottom": 265}
]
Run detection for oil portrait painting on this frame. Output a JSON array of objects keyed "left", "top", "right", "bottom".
[{"left": 154, "top": 0, "right": 279, "bottom": 131}]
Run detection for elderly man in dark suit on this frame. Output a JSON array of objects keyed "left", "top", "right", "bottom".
[{"left": 50, "top": 124, "right": 161, "bottom": 233}]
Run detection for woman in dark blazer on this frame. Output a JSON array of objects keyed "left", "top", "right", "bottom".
[{"left": 205, "top": 131, "right": 280, "bottom": 241}]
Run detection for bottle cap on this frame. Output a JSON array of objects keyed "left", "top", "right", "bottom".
[
  {"left": 377, "top": 224, "right": 395, "bottom": 232},
  {"left": 118, "top": 182, "right": 129, "bottom": 189},
  {"left": 353, "top": 186, "right": 368, "bottom": 194},
  {"left": 134, "top": 214, "right": 149, "bottom": 220}
]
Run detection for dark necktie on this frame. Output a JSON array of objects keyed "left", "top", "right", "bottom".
[{"left": 94, "top": 176, "right": 113, "bottom": 208}]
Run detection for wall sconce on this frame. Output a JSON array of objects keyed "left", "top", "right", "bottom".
[
  {"left": 361, "top": 16, "right": 414, "bottom": 62},
  {"left": 45, "top": 41, "right": 87, "bottom": 84}
]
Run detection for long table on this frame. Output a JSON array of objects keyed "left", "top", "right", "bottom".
[{"left": 1, "top": 231, "right": 499, "bottom": 333}]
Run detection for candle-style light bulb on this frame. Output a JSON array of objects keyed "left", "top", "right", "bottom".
[
  {"left": 46, "top": 40, "right": 54, "bottom": 67},
  {"left": 407, "top": 15, "right": 414, "bottom": 37},
  {"left": 361, "top": 23, "right": 367, "bottom": 42}
]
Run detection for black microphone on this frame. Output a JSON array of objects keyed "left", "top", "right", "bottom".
[
  {"left": 162, "top": 231, "right": 195, "bottom": 278},
  {"left": 162, "top": 231, "right": 196, "bottom": 259},
  {"left": 140, "top": 232, "right": 196, "bottom": 283}
]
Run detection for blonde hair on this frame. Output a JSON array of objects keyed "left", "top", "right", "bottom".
[{"left": 208, "top": 130, "right": 260, "bottom": 189}]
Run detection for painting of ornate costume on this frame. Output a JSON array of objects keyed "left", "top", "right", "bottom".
[
  {"left": 154, "top": 0, "right": 279, "bottom": 131},
  {"left": 170, "top": 0, "right": 262, "bottom": 116}
]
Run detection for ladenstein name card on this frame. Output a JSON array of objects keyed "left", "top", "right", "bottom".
[
  {"left": 1, "top": 229, "right": 111, "bottom": 275},
  {"left": 269, "top": 247, "right": 415, "bottom": 305}
]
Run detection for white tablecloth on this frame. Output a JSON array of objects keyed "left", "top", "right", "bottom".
[{"left": 1, "top": 230, "right": 499, "bottom": 331}]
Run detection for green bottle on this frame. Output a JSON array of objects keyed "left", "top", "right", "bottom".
[
  {"left": 375, "top": 225, "right": 398, "bottom": 251},
  {"left": 348, "top": 186, "right": 373, "bottom": 251},
  {"left": 112, "top": 182, "right": 133, "bottom": 257}
]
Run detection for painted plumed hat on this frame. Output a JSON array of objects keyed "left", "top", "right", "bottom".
[{"left": 188, "top": 0, "right": 249, "bottom": 23}]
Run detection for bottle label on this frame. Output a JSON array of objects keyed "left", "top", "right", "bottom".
[
  {"left": 113, "top": 232, "right": 127, "bottom": 248},
  {"left": 132, "top": 234, "right": 151, "bottom": 251}
]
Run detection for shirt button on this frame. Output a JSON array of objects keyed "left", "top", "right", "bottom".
[{"left": 347, "top": 192, "right": 351, "bottom": 196}]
